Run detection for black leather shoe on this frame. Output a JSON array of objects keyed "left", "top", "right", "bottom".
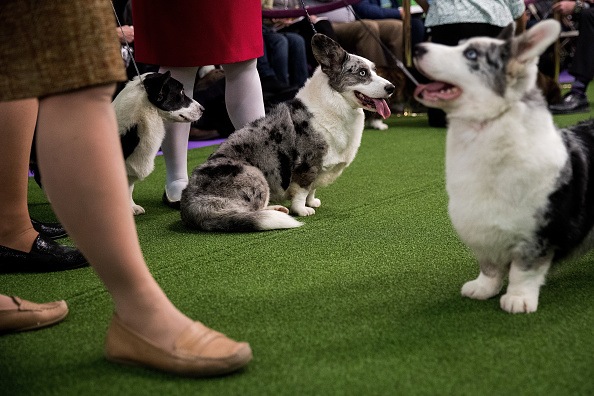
[
  {"left": 30, "top": 218, "right": 67, "bottom": 240},
  {"left": 549, "top": 92, "right": 590, "bottom": 115},
  {"left": 0, "top": 235, "right": 88, "bottom": 273},
  {"left": 162, "top": 191, "right": 181, "bottom": 210}
]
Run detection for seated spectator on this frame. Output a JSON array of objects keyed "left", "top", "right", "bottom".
[
  {"left": 258, "top": 0, "right": 311, "bottom": 89},
  {"left": 258, "top": 24, "right": 309, "bottom": 93},
  {"left": 273, "top": 15, "right": 339, "bottom": 74},
  {"left": 352, "top": 0, "right": 426, "bottom": 48}
]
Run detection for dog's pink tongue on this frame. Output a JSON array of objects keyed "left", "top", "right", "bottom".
[
  {"left": 414, "top": 82, "right": 459, "bottom": 101},
  {"left": 373, "top": 98, "right": 391, "bottom": 119}
]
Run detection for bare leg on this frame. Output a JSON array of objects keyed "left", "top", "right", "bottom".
[
  {"left": 222, "top": 59, "right": 265, "bottom": 129},
  {"left": 159, "top": 66, "right": 198, "bottom": 202},
  {"left": 0, "top": 99, "right": 39, "bottom": 252},
  {"left": 35, "top": 84, "right": 192, "bottom": 347},
  {"left": 500, "top": 254, "right": 552, "bottom": 314}
]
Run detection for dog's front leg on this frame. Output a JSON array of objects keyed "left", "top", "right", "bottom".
[
  {"left": 289, "top": 184, "right": 315, "bottom": 216},
  {"left": 500, "top": 254, "right": 552, "bottom": 314},
  {"left": 461, "top": 260, "right": 505, "bottom": 300},
  {"left": 306, "top": 189, "right": 321, "bottom": 208},
  {"left": 128, "top": 177, "right": 145, "bottom": 216}
]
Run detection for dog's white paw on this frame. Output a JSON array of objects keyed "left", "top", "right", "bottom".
[
  {"left": 366, "top": 119, "right": 389, "bottom": 130},
  {"left": 500, "top": 292, "right": 538, "bottom": 314},
  {"left": 132, "top": 205, "right": 146, "bottom": 216},
  {"left": 291, "top": 205, "right": 316, "bottom": 216},
  {"left": 307, "top": 198, "right": 321, "bottom": 208},
  {"left": 461, "top": 275, "right": 501, "bottom": 300},
  {"left": 266, "top": 205, "right": 290, "bottom": 214}
]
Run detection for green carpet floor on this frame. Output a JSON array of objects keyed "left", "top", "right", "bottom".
[{"left": 2, "top": 95, "right": 594, "bottom": 395}]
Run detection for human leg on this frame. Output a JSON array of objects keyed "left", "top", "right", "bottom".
[
  {"left": 222, "top": 59, "right": 265, "bottom": 129},
  {"left": 0, "top": 99, "right": 87, "bottom": 272},
  {"left": 332, "top": 20, "right": 388, "bottom": 67},
  {"left": 376, "top": 19, "right": 404, "bottom": 65},
  {"left": 159, "top": 66, "right": 199, "bottom": 204},
  {"left": 264, "top": 29, "right": 290, "bottom": 85},
  {"left": 0, "top": 99, "right": 39, "bottom": 253},
  {"left": 284, "top": 32, "right": 309, "bottom": 87},
  {"left": 35, "top": 84, "right": 250, "bottom": 374}
]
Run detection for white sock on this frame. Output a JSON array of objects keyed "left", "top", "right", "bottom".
[
  {"left": 158, "top": 66, "right": 198, "bottom": 201},
  {"left": 222, "top": 59, "right": 265, "bottom": 129}
]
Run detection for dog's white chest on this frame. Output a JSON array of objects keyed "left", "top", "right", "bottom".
[{"left": 445, "top": 118, "right": 567, "bottom": 261}]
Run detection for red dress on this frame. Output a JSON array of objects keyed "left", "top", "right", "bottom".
[{"left": 131, "top": 1, "right": 263, "bottom": 67}]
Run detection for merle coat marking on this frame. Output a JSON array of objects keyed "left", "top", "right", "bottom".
[
  {"left": 113, "top": 71, "right": 203, "bottom": 215},
  {"left": 180, "top": 34, "right": 395, "bottom": 231},
  {"left": 413, "top": 20, "right": 594, "bottom": 313}
]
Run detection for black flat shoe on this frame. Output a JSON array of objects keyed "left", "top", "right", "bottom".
[
  {"left": 0, "top": 235, "right": 88, "bottom": 273},
  {"left": 162, "top": 191, "right": 181, "bottom": 210},
  {"left": 30, "top": 218, "right": 67, "bottom": 240},
  {"left": 549, "top": 92, "right": 590, "bottom": 115}
]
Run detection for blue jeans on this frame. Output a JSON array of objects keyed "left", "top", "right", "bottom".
[{"left": 260, "top": 26, "right": 308, "bottom": 88}]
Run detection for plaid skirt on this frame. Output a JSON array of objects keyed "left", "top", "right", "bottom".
[{"left": 0, "top": 0, "right": 126, "bottom": 101}]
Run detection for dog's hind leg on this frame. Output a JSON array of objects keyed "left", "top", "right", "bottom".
[
  {"left": 266, "top": 205, "right": 290, "bottom": 214},
  {"left": 461, "top": 260, "right": 505, "bottom": 300},
  {"left": 500, "top": 254, "right": 552, "bottom": 314}
]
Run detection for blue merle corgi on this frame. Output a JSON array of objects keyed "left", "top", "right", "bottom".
[
  {"left": 113, "top": 71, "right": 203, "bottom": 215},
  {"left": 180, "top": 34, "right": 395, "bottom": 231},
  {"left": 413, "top": 19, "right": 594, "bottom": 313}
]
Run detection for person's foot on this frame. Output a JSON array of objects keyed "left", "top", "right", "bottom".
[
  {"left": 30, "top": 218, "right": 67, "bottom": 239},
  {"left": 189, "top": 127, "right": 221, "bottom": 141},
  {"left": 104, "top": 314, "right": 252, "bottom": 377},
  {"left": 0, "top": 234, "right": 88, "bottom": 273},
  {"left": 549, "top": 91, "right": 590, "bottom": 114},
  {"left": 0, "top": 296, "right": 68, "bottom": 334},
  {"left": 163, "top": 179, "right": 187, "bottom": 210}
]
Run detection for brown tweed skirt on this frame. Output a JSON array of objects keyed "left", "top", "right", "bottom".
[{"left": 0, "top": 0, "right": 126, "bottom": 101}]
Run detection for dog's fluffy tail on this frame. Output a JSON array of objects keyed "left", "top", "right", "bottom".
[{"left": 181, "top": 206, "right": 303, "bottom": 232}]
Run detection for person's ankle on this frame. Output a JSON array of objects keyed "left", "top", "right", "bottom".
[{"left": 164, "top": 179, "right": 188, "bottom": 202}]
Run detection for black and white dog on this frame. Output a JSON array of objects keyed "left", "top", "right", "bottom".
[
  {"left": 113, "top": 72, "right": 203, "bottom": 215},
  {"left": 414, "top": 20, "right": 594, "bottom": 313},
  {"left": 180, "top": 34, "right": 394, "bottom": 231}
]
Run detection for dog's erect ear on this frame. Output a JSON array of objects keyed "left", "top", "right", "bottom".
[
  {"left": 311, "top": 33, "right": 348, "bottom": 75},
  {"left": 161, "top": 70, "right": 171, "bottom": 84},
  {"left": 497, "top": 23, "right": 515, "bottom": 41},
  {"left": 512, "top": 19, "right": 560, "bottom": 64}
]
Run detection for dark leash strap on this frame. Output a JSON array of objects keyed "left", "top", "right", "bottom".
[{"left": 298, "top": 0, "right": 318, "bottom": 33}]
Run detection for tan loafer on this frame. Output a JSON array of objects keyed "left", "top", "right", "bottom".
[
  {"left": 0, "top": 296, "right": 68, "bottom": 334},
  {"left": 104, "top": 314, "right": 252, "bottom": 377}
]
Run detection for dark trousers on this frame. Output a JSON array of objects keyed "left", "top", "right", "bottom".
[{"left": 570, "top": 8, "right": 594, "bottom": 83}]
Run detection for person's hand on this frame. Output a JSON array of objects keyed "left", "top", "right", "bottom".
[
  {"left": 552, "top": 1, "right": 577, "bottom": 16},
  {"left": 116, "top": 25, "right": 134, "bottom": 44}
]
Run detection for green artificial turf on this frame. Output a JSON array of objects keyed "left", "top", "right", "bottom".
[{"left": 2, "top": 94, "right": 594, "bottom": 395}]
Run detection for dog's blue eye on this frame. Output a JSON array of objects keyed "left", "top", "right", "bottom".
[
  {"left": 464, "top": 49, "right": 478, "bottom": 61},
  {"left": 359, "top": 70, "right": 367, "bottom": 77}
]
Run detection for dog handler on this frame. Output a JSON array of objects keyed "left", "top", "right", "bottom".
[
  {"left": 132, "top": 0, "right": 266, "bottom": 207},
  {"left": 0, "top": 0, "right": 252, "bottom": 376}
]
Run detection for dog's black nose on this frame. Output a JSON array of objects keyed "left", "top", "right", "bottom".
[
  {"left": 385, "top": 84, "right": 395, "bottom": 95},
  {"left": 413, "top": 44, "right": 427, "bottom": 58}
]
